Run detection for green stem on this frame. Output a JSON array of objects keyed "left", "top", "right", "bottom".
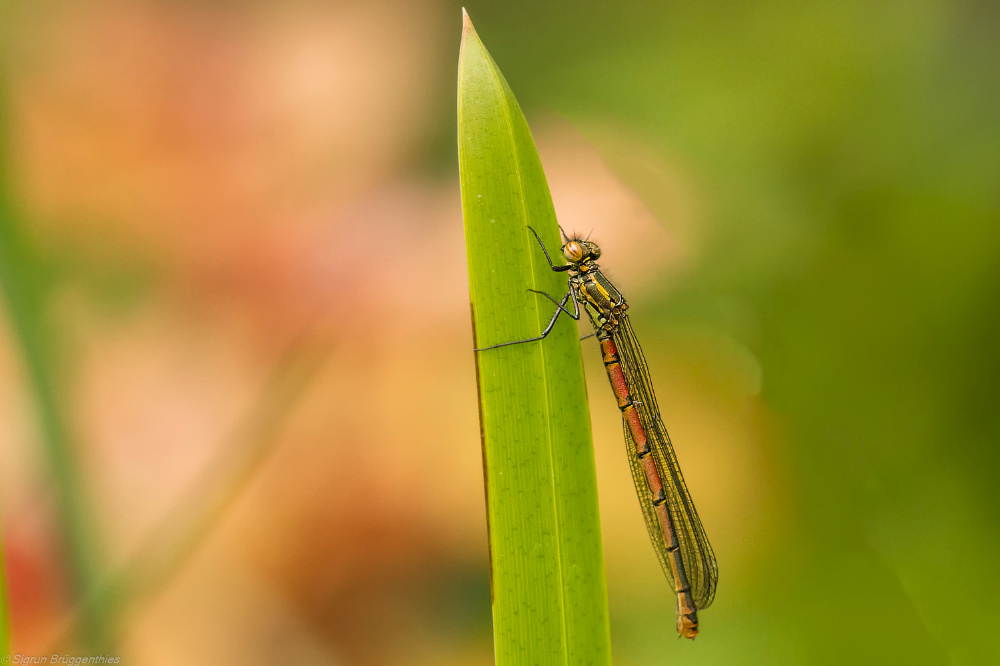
[
  {"left": 0, "top": 76, "right": 106, "bottom": 651},
  {"left": 458, "top": 11, "right": 612, "bottom": 665}
]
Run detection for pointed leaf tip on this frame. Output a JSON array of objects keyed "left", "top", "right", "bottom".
[{"left": 462, "top": 8, "right": 474, "bottom": 36}]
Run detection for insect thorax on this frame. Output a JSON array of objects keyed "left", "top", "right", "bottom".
[{"left": 571, "top": 265, "right": 627, "bottom": 332}]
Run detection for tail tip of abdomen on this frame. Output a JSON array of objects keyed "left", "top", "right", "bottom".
[{"left": 677, "top": 612, "right": 698, "bottom": 639}]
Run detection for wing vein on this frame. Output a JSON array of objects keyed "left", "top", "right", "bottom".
[{"left": 613, "top": 315, "right": 718, "bottom": 609}]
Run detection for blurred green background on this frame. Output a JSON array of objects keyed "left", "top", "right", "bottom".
[{"left": 1, "top": 0, "right": 998, "bottom": 664}]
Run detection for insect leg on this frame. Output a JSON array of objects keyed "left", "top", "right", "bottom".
[
  {"left": 475, "top": 289, "right": 579, "bottom": 351},
  {"left": 527, "top": 288, "right": 581, "bottom": 320},
  {"left": 526, "top": 226, "right": 571, "bottom": 273}
]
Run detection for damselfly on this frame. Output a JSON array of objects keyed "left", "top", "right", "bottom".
[{"left": 476, "top": 227, "right": 718, "bottom": 639}]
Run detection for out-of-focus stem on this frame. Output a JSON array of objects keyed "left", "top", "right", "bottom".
[
  {"left": 0, "top": 86, "right": 107, "bottom": 649},
  {"left": 49, "top": 326, "right": 331, "bottom": 649}
]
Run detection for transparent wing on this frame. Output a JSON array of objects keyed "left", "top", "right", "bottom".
[{"left": 614, "top": 314, "right": 718, "bottom": 609}]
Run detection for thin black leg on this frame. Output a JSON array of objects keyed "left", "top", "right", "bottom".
[
  {"left": 475, "top": 289, "right": 580, "bottom": 351},
  {"left": 527, "top": 226, "right": 571, "bottom": 273},
  {"left": 527, "top": 288, "right": 581, "bottom": 320}
]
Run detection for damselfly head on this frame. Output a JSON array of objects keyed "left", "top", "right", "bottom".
[{"left": 562, "top": 239, "right": 601, "bottom": 263}]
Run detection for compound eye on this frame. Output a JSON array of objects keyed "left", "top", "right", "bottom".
[{"left": 564, "top": 241, "right": 584, "bottom": 262}]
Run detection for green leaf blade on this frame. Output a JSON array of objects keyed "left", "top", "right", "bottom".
[{"left": 458, "top": 11, "right": 611, "bottom": 665}]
